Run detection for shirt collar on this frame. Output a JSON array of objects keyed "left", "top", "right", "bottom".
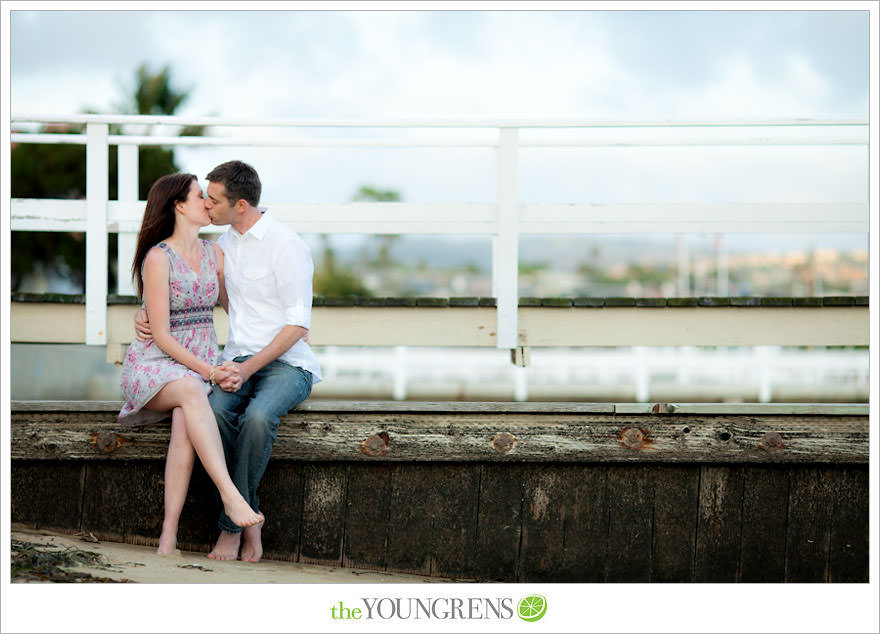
[{"left": 233, "top": 209, "right": 270, "bottom": 241}]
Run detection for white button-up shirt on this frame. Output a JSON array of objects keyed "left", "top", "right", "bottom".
[{"left": 218, "top": 211, "right": 322, "bottom": 383}]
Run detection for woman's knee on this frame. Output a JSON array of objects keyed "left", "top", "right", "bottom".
[{"left": 173, "top": 376, "right": 209, "bottom": 406}]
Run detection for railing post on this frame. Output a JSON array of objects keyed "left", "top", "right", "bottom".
[
  {"left": 634, "top": 346, "right": 650, "bottom": 401},
  {"left": 392, "top": 345, "right": 408, "bottom": 401},
  {"left": 85, "top": 123, "right": 109, "bottom": 345},
  {"left": 117, "top": 144, "right": 139, "bottom": 296},
  {"left": 495, "top": 127, "right": 519, "bottom": 349}
]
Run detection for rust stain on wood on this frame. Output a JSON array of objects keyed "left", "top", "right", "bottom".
[
  {"left": 89, "top": 432, "right": 129, "bottom": 453},
  {"left": 360, "top": 431, "right": 390, "bottom": 457},
  {"left": 760, "top": 432, "right": 785, "bottom": 452},
  {"left": 489, "top": 432, "right": 517, "bottom": 454},
  {"left": 651, "top": 403, "right": 680, "bottom": 414},
  {"left": 620, "top": 427, "right": 652, "bottom": 450}
]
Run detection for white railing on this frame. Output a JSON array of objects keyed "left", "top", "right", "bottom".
[
  {"left": 10, "top": 114, "right": 869, "bottom": 349},
  {"left": 313, "top": 345, "right": 869, "bottom": 403}
]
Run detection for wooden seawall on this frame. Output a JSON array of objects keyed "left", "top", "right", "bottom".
[{"left": 11, "top": 400, "right": 868, "bottom": 583}]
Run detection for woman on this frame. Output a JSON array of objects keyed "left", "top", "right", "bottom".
[{"left": 118, "top": 172, "right": 263, "bottom": 554}]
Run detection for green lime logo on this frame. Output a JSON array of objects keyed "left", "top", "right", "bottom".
[{"left": 517, "top": 595, "right": 547, "bottom": 622}]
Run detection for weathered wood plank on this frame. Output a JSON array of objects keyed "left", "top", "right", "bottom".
[
  {"left": 829, "top": 467, "right": 869, "bottom": 583},
  {"left": 299, "top": 464, "right": 347, "bottom": 566},
  {"left": 258, "top": 463, "right": 306, "bottom": 563},
  {"left": 342, "top": 463, "right": 391, "bottom": 572},
  {"left": 11, "top": 400, "right": 609, "bottom": 413},
  {"left": 473, "top": 464, "right": 523, "bottom": 582},
  {"left": 12, "top": 412, "right": 870, "bottom": 463},
  {"left": 786, "top": 467, "right": 834, "bottom": 582},
  {"left": 615, "top": 403, "right": 868, "bottom": 416},
  {"left": 559, "top": 465, "right": 608, "bottom": 583},
  {"left": 519, "top": 467, "right": 569, "bottom": 582},
  {"left": 12, "top": 400, "right": 865, "bottom": 415},
  {"left": 385, "top": 464, "right": 435, "bottom": 576},
  {"left": 695, "top": 466, "right": 744, "bottom": 582},
  {"left": 80, "top": 460, "right": 164, "bottom": 544},
  {"left": 427, "top": 464, "right": 481, "bottom": 579},
  {"left": 11, "top": 462, "right": 84, "bottom": 531},
  {"left": 739, "top": 466, "right": 789, "bottom": 582},
  {"left": 10, "top": 459, "right": 868, "bottom": 583},
  {"left": 651, "top": 465, "right": 699, "bottom": 583},
  {"left": 605, "top": 465, "right": 653, "bottom": 583}
]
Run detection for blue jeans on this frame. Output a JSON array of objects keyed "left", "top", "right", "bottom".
[{"left": 208, "top": 356, "right": 312, "bottom": 533}]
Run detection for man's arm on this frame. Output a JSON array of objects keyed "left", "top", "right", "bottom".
[
  {"left": 134, "top": 307, "right": 151, "bottom": 341},
  {"left": 221, "top": 325, "right": 307, "bottom": 385}
]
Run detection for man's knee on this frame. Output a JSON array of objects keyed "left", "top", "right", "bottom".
[
  {"left": 209, "top": 392, "right": 242, "bottom": 428},
  {"left": 240, "top": 406, "right": 279, "bottom": 442}
]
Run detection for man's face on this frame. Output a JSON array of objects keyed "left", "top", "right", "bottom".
[{"left": 205, "top": 181, "right": 237, "bottom": 226}]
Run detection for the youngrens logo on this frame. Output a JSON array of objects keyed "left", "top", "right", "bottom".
[
  {"left": 330, "top": 595, "right": 547, "bottom": 622},
  {"left": 517, "top": 595, "right": 547, "bottom": 622}
]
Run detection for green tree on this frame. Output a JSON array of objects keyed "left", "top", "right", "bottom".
[
  {"left": 312, "top": 184, "right": 402, "bottom": 297},
  {"left": 11, "top": 64, "right": 198, "bottom": 292},
  {"left": 313, "top": 240, "right": 372, "bottom": 297}
]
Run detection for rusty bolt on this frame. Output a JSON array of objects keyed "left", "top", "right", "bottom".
[
  {"left": 91, "top": 432, "right": 127, "bottom": 453},
  {"left": 760, "top": 432, "right": 785, "bottom": 451},
  {"left": 360, "top": 431, "right": 390, "bottom": 457},
  {"left": 490, "top": 432, "right": 517, "bottom": 454},
  {"left": 620, "top": 428, "right": 649, "bottom": 450}
]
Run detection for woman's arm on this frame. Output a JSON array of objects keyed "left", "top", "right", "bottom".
[{"left": 142, "top": 248, "right": 214, "bottom": 380}]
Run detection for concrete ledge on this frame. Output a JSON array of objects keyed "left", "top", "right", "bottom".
[{"left": 11, "top": 293, "right": 870, "bottom": 308}]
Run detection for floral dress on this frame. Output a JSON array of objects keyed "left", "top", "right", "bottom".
[{"left": 118, "top": 240, "right": 220, "bottom": 426}]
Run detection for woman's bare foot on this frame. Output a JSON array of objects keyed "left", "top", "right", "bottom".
[
  {"left": 157, "top": 524, "right": 178, "bottom": 555},
  {"left": 207, "top": 531, "right": 241, "bottom": 560},
  {"left": 239, "top": 523, "right": 263, "bottom": 563},
  {"left": 221, "top": 493, "right": 264, "bottom": 528}
]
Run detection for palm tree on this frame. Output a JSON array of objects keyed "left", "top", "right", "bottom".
[{"left": 11, "top": 63, "right": 200, "bottom": 291}]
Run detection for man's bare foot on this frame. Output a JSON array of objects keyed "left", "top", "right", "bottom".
[
  {"left": 222, "top": 493, "right": 265, "bottom": 528},
  {"left": 207, "top": 530, "right": 241, "bottom": 560},
  {"left": 239, "top": 523, "right": 263, "bottom": 563}
]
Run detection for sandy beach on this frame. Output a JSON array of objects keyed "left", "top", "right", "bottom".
[{"left": 11, "top": 527, "right": 453, "bottom": 584}]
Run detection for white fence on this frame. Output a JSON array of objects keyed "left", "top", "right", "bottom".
[
  {"left": 314, "top": 345, "right": 869, "bottom": 403},
  {"left": 10, "top": 114, "right": 869, "bottom": 350}
]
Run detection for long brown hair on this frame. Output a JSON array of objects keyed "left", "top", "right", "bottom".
[{"left": 131, "top": 173, "right": 196, "bottom": 298}]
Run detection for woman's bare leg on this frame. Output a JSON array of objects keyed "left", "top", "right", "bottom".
[
  {"left": 157, "top": 407, "right": 193, "bottom": 554},
  {"left": 147, "top": 377, "right": 264, "bottom": 528}
]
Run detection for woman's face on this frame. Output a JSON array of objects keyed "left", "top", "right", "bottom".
[{"left": 176, "top": 180, "right": 211, "bottom": 227}]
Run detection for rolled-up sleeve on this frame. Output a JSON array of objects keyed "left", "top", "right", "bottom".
[{"left": 275, "top": 239, "right": 314, "bottom": 329}]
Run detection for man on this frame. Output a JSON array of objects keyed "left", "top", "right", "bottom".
[{"left": 136, "top": 160, "right": 322, "bottom": 562}]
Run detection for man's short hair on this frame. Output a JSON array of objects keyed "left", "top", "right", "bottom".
[{"left": 206, "top": 160, "right": 262, "bottom": 207}]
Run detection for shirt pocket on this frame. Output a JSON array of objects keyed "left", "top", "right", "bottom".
[{"left": 238, "top": 266, "right": 273, "bottom": 294}]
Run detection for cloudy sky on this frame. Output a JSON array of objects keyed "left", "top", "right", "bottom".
[
  {"left": 6, "top": 5, "right": 874, "bottom": 251},
  {"left": 9, "top": 8, "right": 870, "bottom": 119}
]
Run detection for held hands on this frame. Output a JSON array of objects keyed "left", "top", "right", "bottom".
[
  {"left": 136, "top": 306, "right": 255, "bottom": 393},
  {"left": 213, "top": 361, "right": 250, "bottom": 393}
]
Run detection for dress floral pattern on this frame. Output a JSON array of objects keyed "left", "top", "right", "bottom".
[{"left": 118, "top": 240, "right": 220, "bottom": 426}]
